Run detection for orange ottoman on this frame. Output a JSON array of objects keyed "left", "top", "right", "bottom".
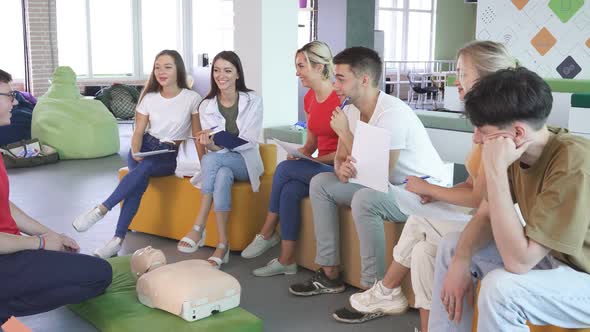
[{"left": 119, "top": 144, "right": 277, "bottom": 251}]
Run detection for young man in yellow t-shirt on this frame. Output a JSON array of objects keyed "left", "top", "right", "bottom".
[{"left": 429, "top": 67, "right": 590, "bottom": 331}]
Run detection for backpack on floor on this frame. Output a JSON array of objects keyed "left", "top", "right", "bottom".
[{"left": 95, "top": 84, "right": 140, "bottom": 120}]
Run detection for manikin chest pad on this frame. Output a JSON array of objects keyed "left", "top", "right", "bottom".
[{"left": 131, "top": 246, "right": 241, "bottom": 322}]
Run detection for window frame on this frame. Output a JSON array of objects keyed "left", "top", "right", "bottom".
[
  {"left": 57, "top": 0, "right": 217, "bottom": 83},
  {"left": 377, "top": 0, "right": 437, "bottom": 62}
]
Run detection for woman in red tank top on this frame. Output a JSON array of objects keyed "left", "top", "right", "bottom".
[{"left": 242, "top": 41, "right": 342, "bottom": 277}]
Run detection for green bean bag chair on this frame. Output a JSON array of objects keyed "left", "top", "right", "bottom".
[
  {"left": 31, "top": 66, "right": 119, "bottom": 159},
  {"left": 69, "top": 256, "right": 262, "bottom": 332}
]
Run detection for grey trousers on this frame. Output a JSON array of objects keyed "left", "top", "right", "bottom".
[{"left": 309, "top": 172, "right": 408, "bottom": 287}]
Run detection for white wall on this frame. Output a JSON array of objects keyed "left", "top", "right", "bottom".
[
  {"left": 234, "top": 0, "right": 299, "bottom": 128},
  {"left": 317, "top": 0, "right": 347, "bottom": 55}
]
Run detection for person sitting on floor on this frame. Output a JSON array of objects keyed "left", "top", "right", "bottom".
[{"left": 0, "top": 69, "right": 112, "bottom": 324}]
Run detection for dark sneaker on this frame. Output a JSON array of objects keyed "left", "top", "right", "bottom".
[
  {"left": 288, "top": 268, "right": 346, "bottom": 296},
  {"left": 332, "top": 307, "right": 385, "bottom": 323}
]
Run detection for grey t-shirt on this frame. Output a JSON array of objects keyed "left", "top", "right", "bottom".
[{"left": 218, "top": 97, "right": 239, "bottom": 136}]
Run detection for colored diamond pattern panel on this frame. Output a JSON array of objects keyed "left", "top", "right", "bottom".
[
  {"left": 476, "top": 0, "right": 590, "bottom": 79},
  {"left": 556, "top": 56, "right": 582, "bottom": 78},
  {"left": 512, "top": 0, "right": 530, "bottom": 10},
  {"left": 548, "top": 0, "right": 585, "bottom": 23},
  {"left": 531, "top": 27, "right": 557, "bottom": 56}
]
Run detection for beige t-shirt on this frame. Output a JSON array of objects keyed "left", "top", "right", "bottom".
[{"left": 508, "top": 127, "right": 590, "bottom": 273}]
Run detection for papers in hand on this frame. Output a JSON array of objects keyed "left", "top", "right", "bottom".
[
  {"left": 349, "top": 121, "right": 391, "bottom": 193},
  {"left": 272, "top": 138, "right": 328, "bottom": 165},
  {"left": 132, "top": 149, "right": 176, "bottom": 158},
  {"left": 389, "top": 185, "right": 471, "bottom": 222}
]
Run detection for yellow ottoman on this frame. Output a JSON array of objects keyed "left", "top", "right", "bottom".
[{"left": 119, "top": 144, "right": 277, "bottom": 251}]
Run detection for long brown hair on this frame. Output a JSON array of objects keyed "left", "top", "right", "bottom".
[
  {"left": 200, "top": 51, "right": 252, "bottom": 106},
  {"left": 138, "top": 50, "right": 189, "bottom": 103}
]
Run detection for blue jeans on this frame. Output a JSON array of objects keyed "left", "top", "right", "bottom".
[
  {"left": 103, "top": 133, "right": 178, "bottom": 238},
  {"left": 0, "top": 250, "right": 112, "bottom": 323},
  {"left": 268, "top": 159, "right": 333, "bottom": 241},
  {"left": 200, "top": 151, "right": 249, "bottom": 212},
  {"left": 429, "top": 232, "right": 590, "bottom": 331}
]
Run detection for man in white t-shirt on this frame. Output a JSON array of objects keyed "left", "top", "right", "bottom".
[{"left": 289, "top": 47, "right": 449, "bottom": 298}]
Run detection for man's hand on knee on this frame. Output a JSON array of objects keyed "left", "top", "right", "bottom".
[{"left": 441, "top": 256, "right": 474, "bottom": 324}]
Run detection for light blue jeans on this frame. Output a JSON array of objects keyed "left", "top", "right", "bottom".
[
  {"left": 429, "top": 232, "right": 590, "bottom": 331},
  {"left": 200, "top": 151, "right": 249, "bottom": 212}
]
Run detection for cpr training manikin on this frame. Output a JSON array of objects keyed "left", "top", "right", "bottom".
[{"left": 131, "top": 246, "right": 241, "bottom": 321}]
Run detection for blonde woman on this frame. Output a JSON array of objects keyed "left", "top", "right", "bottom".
[{"left": 241, "top": 41, "right": 341, "bottom": 277}]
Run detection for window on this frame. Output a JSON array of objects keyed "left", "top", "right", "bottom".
[
  {"left": 56, "top": 0, "right": 235, "bottom": 80},
  {"left": 0, "top": 0, "right": 26, "bottom": 80},
  {"left": 377, "top": 0, "right": 436, "bottom": 62},
  {"left": 142, "top": 0, "right": 182, "bottom": 75},
  {"left": 57, "top": 0, "right": 133, "bottom": 78},
  {"left": 192, "top": 0, "right": 234, "bottom": 67},
  {"left": 297, "top": 0, "right": 317, "bottom": 48}
]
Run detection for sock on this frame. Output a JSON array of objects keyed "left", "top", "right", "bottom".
[{"left": 378, "top": 280, "right": 395, "bottom": 295}]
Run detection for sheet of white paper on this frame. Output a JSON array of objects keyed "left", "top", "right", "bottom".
[
  {"left": 132, "top": 149, "right": 176, "bottom": 158},
  {"left": 349, "top": 121, "right": 390, "bottom": 193},
  {"left": 514, "top": 203, "right": 526, "bottom": 227},
  {"left": 272, "top": 138, "right": 329, "bottom": 165},
  {"left": 390, "top": 185, "right": 472, "bottom": 222}
]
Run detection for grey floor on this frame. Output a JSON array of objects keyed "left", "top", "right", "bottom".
[{"left": 8, "top": 125, "right": 419, "bottom": 331}]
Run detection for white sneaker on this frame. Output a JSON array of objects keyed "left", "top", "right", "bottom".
[
  {"left": 241, "top": 233, "right": 280, "bottom": 259},
  {"left": 350, "top": 281, "right": 408, "bottom": 315},
  {"left": 73, "top": 206, "right": 105, "bottom": 232},
  {"left": 93, "top": 237, "right": 122, "bottom": 259}
]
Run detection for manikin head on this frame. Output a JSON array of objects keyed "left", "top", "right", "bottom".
[{"left": 131, "top": 246, "right": 167, "bottom": 279}]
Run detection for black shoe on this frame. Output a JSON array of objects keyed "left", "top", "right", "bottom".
[
  {"left": 332, "top": 307, "right": 385, "bottom": 324},
  {"left": 288, "top": 268, "right": 346, "bottom": 296}
]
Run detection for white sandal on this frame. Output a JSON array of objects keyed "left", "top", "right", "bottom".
[
  {"left": 208, "top": 243, "right": 230, "bottom": 269},
  {"left": 177, "top": 225, "right": 206, "bottom": 253}
]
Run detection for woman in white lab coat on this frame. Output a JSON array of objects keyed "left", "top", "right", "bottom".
[{"left": 177, "top": 51, "right": 263, "bottom": 269}]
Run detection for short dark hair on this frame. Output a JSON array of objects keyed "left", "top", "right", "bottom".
[
  {"left": 464, "top": 67, "right": 552, "bottom": 130},
  {"left": 0, "top": 69, "right": 12, "bottom": 84},
  {"left": 333, "top": 47, "right": 382, "bottom": 87}
]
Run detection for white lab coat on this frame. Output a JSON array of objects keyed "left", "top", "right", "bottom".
[{"left": 191, "top": 91, "right": 264, "bottom": 192}]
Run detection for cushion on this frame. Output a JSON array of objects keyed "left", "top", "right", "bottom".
[
  {"left": 31, "top": 66, "right": 119, "bottom": 159},
  {"left": 69, "top": 256, "right": 262, "bottom": 332}
]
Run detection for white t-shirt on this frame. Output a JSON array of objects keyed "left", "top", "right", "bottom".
[
  {"left": 136, "top": 89, "right": 202, "bottom": 141},
  {"left": 345, "top": 91, "right": 448, "bottom": 185}
]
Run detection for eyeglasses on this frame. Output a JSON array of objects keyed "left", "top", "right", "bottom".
[{"left": 0, "top": 91, "right": 17, "bottom": 102}]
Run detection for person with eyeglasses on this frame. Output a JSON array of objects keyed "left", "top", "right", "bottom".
[
  {"left": 0, "top": 90, "right": 16, "bottom": 104},
  {"left": 0, "top": 69, "right": 112, "bottom": 324}
]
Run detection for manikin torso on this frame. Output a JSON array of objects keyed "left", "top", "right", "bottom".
[{"left": 131, "top": 246, "right": 241, "bottom": 321}]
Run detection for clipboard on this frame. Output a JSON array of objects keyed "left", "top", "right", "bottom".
[
  {"left": 210, "top": 130, "right": 248, "bottom": 149},
  {"left": 132, "top": 149, "right": 176, "bottom": 158},
  {"left": 272, "top": 138, "right": 329, "bottom": 165}
]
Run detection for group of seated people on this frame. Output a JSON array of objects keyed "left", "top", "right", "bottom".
[{"left": 1, "top": 38, "right": 590, "bottom": 332}]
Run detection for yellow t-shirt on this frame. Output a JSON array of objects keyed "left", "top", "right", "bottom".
[
  {"left": 465, "top": 144, "right": 484, "bottom": 179},
  {"left": 508, "top": 127, "right": 590, "bottom": 273}
]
